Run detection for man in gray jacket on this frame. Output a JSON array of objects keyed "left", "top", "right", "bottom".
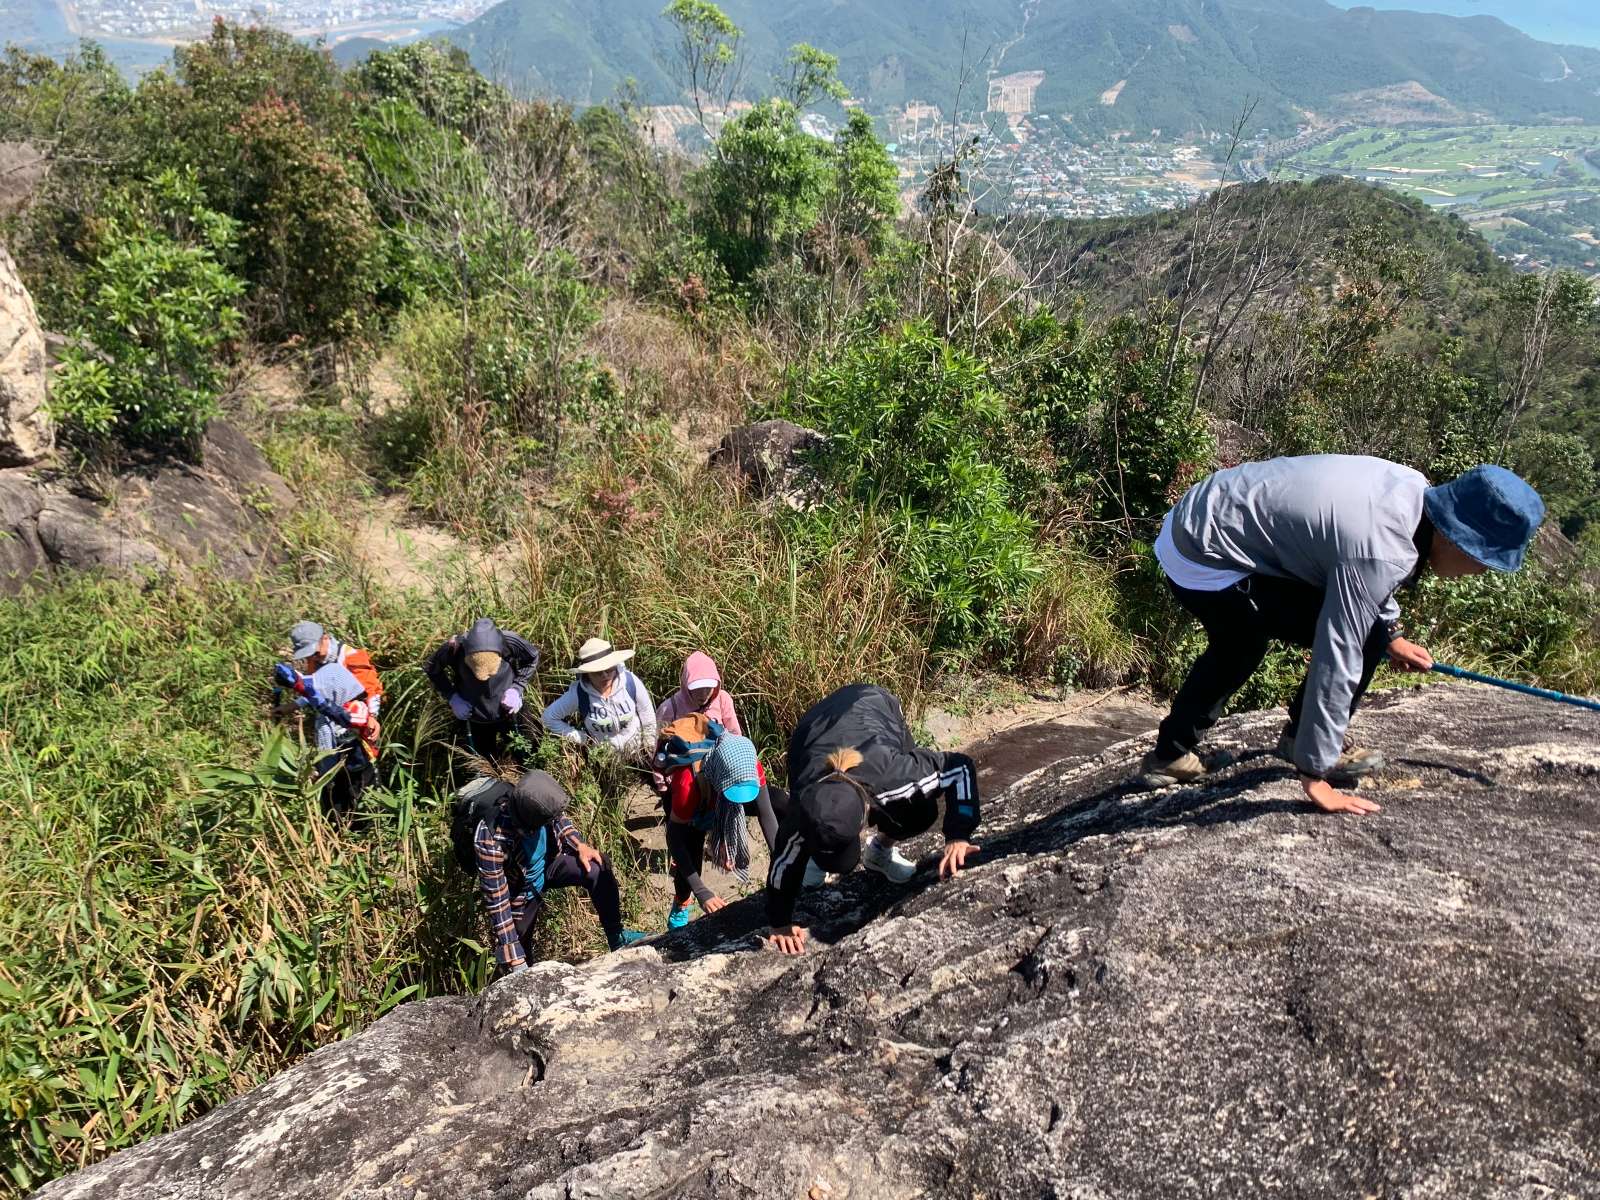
[{"left": 1141, "top": 456, "right": 1544, "bottom": 815}]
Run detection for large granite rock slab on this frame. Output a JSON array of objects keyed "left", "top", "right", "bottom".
[{"left": 34, "top": 685, "right": 1600, "bottom": 1198}]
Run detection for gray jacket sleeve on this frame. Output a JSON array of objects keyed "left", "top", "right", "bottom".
[
  {"left": 1296, "top": 559, "right": 1398, "bottom": 777},
  {"left": 1377, "top": 591, "right": 1401, "bottom": 627}
]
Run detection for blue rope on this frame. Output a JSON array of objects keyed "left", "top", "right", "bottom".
[{"left": 1430, "top": 662, "right": 1600, "bottom": 714}]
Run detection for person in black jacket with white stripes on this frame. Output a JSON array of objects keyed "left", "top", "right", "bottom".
[{"left": 763, "top": 683, "right": 980, "bottom": 955}]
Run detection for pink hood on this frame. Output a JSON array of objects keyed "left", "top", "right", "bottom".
[
  {"left": 655, "top": 651, "right": 742, "bottom": 736},
  {"left": 681, "top": 651, "right": 722, "bottom": 693}
]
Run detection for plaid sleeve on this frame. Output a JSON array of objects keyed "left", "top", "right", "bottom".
[
  {"left": 475, "top": 819, "right": 525, "bottom": 971},
  {"left": 552, "top": 814, "right": 581, "bottom": 853}
]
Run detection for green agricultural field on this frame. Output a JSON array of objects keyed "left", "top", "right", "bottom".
[
  {"left": 1282, "top": 125, "right": 1600, "bottom": 204},
  {"left": 1276, "top": 125, "right": 1600, "bottom": 271}
]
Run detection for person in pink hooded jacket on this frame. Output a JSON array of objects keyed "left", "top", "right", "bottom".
[{"left": 656, "top": 651, "right": 742, "bottom": 734}]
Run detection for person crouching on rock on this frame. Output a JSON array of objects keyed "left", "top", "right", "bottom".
[
  {"left": 465, "top": 768, "right": 645, "bottom": 973},
  {"left": 763, "top": 683, "right": 980, "bottom": 956},
  {"left": 664, "top": 730, "right": 781, "bottom": 930},
  {"left": 1138, "top": 457, "right": 1544, "bottom": 815}
]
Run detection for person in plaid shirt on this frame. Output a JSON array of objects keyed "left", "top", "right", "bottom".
[{"left": 471, "top": 769, "right": 644, "bottom": 973}]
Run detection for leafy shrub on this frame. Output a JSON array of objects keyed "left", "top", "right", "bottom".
[
  {"left": 1085, "top": 311, "right": 1215, "bottom": 529},
  {"left": 49, "top": 171, "right": 245, "bottom": 457},
  {"left": 785, "top": 319, "right": 1050, "bottom": 656},
  {"left": 1512, "top": 429, "right": 1597, "bottom": 531},
  {"left": 698, "top": 99, "right": 832, "bottom": 282},
  {"left": 229, "top": 95, "right": 381, "bottom": 347},
  {"left": 1411, "top": 563, "right": 1598, "bottom": 690},
  {"left": 380, "top": 291, "right": 606, "bottom": 537},
  {"left": 350, "top": 42, "right": 499, "bottom": 134}
]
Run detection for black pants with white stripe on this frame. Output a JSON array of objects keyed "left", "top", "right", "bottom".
[{"left": 871, "top": 752, "right": 979, "bottom": 843}]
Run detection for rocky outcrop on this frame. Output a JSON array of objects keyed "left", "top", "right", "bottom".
[
  {"left": 0, "top": 420, "right": 294, "bottom": 594},
  {"left": 0, "top": 242, "right": 52, "bottom": 465},
  {"left": 709, "top": 419, "right": 827, "bottom": 510},
  {"left": 34, "top": 684, "right": 1600, "bottom": 1199}
]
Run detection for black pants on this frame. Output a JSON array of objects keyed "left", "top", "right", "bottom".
[
  {"left": 668, "top": 782, "right": 784, "bottom": 907},
  {"left": 464, "top": 717, "right": 518, "bottom": 760},
  {"left": 513, "top": 849, "right": 624, "bottom": 949},
  {"left": 319, "top": 743, "right": 374, "bottom": 818},
  {"left": 1154, "top": 576, "right": 1391, "bottom": 761}
]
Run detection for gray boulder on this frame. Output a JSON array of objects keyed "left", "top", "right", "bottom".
[
  {"left": 34, "top": 684, "right": 1600, "bottom": 1199},
  {"left": 36, "top": 492, "right": 163, "bottom": 574},
  {"left": 0, "top": 420, "right": 293, "bottom": 595},
  {"left": 0, "top": 468, "right": 47, "bottom": 589},
  {"left": 0, "top": 242, "right": 52, "bottom": 465},
  {"left": 709, "top": 419, "right": 827, "bottom": 510}
]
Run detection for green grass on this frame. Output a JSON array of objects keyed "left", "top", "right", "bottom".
[
  {"left": 0, "top": 416, "right": 942, "bottom": 1194},
  {"left": 0, "top": 574, "right": 471, "bottom": 1193}
]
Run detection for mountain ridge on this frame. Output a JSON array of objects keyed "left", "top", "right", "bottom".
[{"left": 446, "top": 0, "right": 1600, "bottom": 134}]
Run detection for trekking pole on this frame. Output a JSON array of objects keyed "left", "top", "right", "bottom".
[{"left": 1429, "top": 662, "right": 1600, "bottom": 714}]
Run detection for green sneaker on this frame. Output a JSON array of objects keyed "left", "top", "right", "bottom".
[{"left": 608, "top": 929, "right": 647, "bottom": 951}]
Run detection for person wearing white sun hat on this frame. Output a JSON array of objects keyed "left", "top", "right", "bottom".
[{"left": 541, "top": 636, "right": 658, "bottom": 758}]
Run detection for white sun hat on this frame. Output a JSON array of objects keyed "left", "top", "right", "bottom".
[{"left": 570, "top": 636, "right": 635, "bottom": 674}]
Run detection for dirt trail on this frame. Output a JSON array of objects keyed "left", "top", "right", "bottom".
[{"left": 350, "top": 496, "right": 511, "bottom": 592}]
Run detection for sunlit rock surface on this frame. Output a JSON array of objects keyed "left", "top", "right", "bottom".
[{"left": 36, "top": 685, "right": 1600, "bottom": 1199}]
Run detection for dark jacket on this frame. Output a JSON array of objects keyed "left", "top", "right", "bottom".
[
  {"left": 425, "top": 618, "right": 539, "bottom": 723},
  {"left": 766, "top": 684, "right": 980, "bottom": 927}
]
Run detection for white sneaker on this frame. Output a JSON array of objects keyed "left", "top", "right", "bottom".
[
  {"left": 862, "top": 836, "right": 915, "bottom": 883},
  {"left": 802, "top": 861, "right": 828, "bottom": 888}
]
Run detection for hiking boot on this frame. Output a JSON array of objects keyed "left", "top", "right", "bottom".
[
  {"left": 666, "top": 905, "right": 691, "bottom": 931},
  {"left": 862, "top": 836, "right": 916, "bottom": 883},
  {"left": 1276, "top": 727, "right": 1387, "bottom": 784},
  {"left": 803, "top": 861, "right": 828, "bottom": 889},
  {"left": 1137, "top": 750, "right": 1208, "bottom": 789},
  {"left": 608, "top": 929, "right": 647, "bottom": 951}
]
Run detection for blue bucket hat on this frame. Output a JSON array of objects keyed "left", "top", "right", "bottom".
[
  {"left": 703, "top": 735, "right": 760, "bottom": 805},
  {"left": 1423, "top": 465, "right": 1544, "bottom": 573}
]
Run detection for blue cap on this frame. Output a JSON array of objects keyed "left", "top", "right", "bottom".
[
  {"left": 723, "top": 780, "right": 761, "bottom": 805},
  {"left": 1424, "top": 465, "right": 1544, "bottom": 573},
  {"left": 703, "top": 735, "right": 760, "bottom": 804}
]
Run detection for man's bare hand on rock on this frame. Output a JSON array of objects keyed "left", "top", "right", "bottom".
[
  {"left": 1302, "top": 776, "right": 1381, "bottom": 815},
  {"left": 938, "top": 840, "right": 979, "bottom": 879},
  {"left": 763, "top": 925, "right": 808, "bottom": 956}
]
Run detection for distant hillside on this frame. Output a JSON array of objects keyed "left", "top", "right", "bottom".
[
  {"left": 1027, "top": 176, "right": 1510, "bottom": 324},
  {"left": 446, "top": 0, "right": 1013, "bottom": 110},
  {"left": 446, "top": 0, "right": 1600, "bottom": 133}
]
